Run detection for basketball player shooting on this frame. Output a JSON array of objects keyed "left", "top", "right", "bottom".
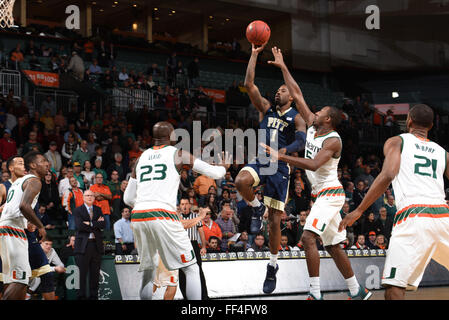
[
  {"left": 234, "top": 42, "right": 307, "bottom": 294},
  {"left": 262, "top": 47, "right": 371, "bottom": 300},
  {"left": 339, "top": 104, "right": 449, "bottom": 300}
]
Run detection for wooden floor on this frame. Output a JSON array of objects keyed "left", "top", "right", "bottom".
[{"left": 232, "top": 286, "right": 449, "bottom": 300}]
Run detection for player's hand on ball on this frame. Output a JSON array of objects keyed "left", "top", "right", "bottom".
[
  {"left": 268, "top": 46, "right": 285, "bottom": 68},
  {"left": 252, "top": 42, "right": 267, "bottom": 55},
  {"left": 338, "top": 209, "right": 363, "bottom": 232}
]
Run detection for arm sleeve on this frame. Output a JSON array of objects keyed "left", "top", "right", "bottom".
[
  {"left": 123, "top": 177, "right": 137, "bottom": 208},
  {"left": 192, "top": 159, "right": 226, "bottom": 180},
  {"left": 285, "top": 131, "right": 306, "bottom": 153}
]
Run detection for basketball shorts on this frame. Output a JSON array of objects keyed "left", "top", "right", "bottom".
[
  {"left": 28, "top": 242, "right": 53, "bottom": 279},
  {"left": 0, "top": 223, "right": 31, "bottom": 285},
  {"left": 241, "top": 159, "right": 290, "bottom": 211},
  {"left": 131, "top": 208, "right": 196, "bottom": 271},
  {"left": 382, "top": 204, "right": 449, "bottom": 289},
  {"left": 304, "top": 186, "right": 346, "bottom": 246},
  {"left": 153, "top": 255, "right": 179, "bottom": 288}
]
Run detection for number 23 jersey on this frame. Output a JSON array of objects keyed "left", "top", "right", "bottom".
[
  {"left": 134, "top": 145, "right": 180, "bottom": 212},
  {"left": 392, "top": 133, "right": 447, "bottom": 210}
]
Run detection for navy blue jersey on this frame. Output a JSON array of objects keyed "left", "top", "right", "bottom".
[
  {"left": 2, "top": 181, "right": 11, "bottom": 195},
  {"left": 259, "top": 106, "right": 298, "bottom": 157}
]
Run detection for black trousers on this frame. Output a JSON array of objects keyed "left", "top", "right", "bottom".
[
  {"left": 179, "top": 240, "right": 209, "bottom": 300},
  {"left": 75, "top": 240, "right": 101, "bottom": 300}
]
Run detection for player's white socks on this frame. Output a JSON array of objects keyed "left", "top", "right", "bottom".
[
  {"left": 139, "top": 268, "right": 156, "bottom": 300},
  {"left": 345, "top": 275, "right": 360, "bottom": 296},
  {"left": 309, "top": 277, "right": 321, "bottom": 299},
  {"left": 180, "top": 263, "right": 201, "bottom": 300},
  {"left": 269, "top": 253, "right": 278, "bottom": 267},
  {"left": 249, "top": 197, "right": 261, "bottom": 207}
]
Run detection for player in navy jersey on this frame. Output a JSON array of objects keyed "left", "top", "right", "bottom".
[{"left": 235, "top": 43, "right": 307, "bottom": 294}]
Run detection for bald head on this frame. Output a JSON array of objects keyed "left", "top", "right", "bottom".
[{"left": 153, "top": 121, "right": 174, "bottom": 141}]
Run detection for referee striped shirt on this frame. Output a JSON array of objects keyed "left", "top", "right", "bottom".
[{"left": 181, "top": 211, "right": 202, "bottom": 241}]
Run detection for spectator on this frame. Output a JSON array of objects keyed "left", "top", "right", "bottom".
[
  {"left": 22, "top": 131, "right": 43, "bottom": 156},
  {"left": 40, "top": 109, "right": 55, "bottom": 131},
  {"left": 10, "top": 43, "right": 24, "bottom": 69},
  {"left": 67, "top": 51, "right": 85, "bottom": 80},
  {"left": 73, "top": 162, "right": 87, "bottom": 190},
  {"left": 233, "top": 231, "right": 250, "bottom": 251},
  {"left": 93, "top": 158, "right": 107, "bottom": 180},
  {"left": 179, "top": 169, "right": 193, "bottom": 198},
  {"left": 350, "top": 234, "right": 367, "bottom": 250},
  {"left": 187, "top": 187, "right": 198, "bottom": 207},
  {"left": 384, "top": 194, "right": 397, "bottom": 220},
  {"left": 64, "top": 123, "right": 82, "bottom": 143},
  {"left": 355, "top": 165, "right": 375, "bottom": 188},
  {"left": 90, "top": 173, "right": 112, "bottom": 230},
  {"left": 107, "top": 152, "right": 126, "bottom": 181},
  {"left": 106, "top": 170, "right": 122, "bottom": 223},
  {"left": 279, "top": 235, "right": 292, "bottom": 251},
  {"left": 374, "top": 234, "right": 388, "bottom": 250},
  {"left": 193, "top": 173, "right": 217, "bottom": 205},
  {"left": 29, "top": 54, "right": 41, "bottom": 71},
  {"left": 73, "top": 189, "right": 105, "bottom": 300},
  {"left": 187, "top": 57, "right": 200, "bottom": 88},
  {"left": 40, "top": 95, "right": 57, "bottom": 116},
  {"left": 353, "top": 180, "right": 366, "bottom": 211},
  {"left": 280, "top": 211, "right": 296, "bottom": 246},
  {"left": 38, "top": 171, "right": 61, "bottom": 221},
  {"left": 44, "top": 141, "right": 62, "bottom": 175},
  {"left": 206, "top": 236, "right": 222, "bottom": 253},
  {"left": 61, "top": 133, "right": 79, "bottom": 165},
  {"left": 83, "top": 39, "right": 94, "bottom": 61},
  {"left": 76, "top": 113, "right": 90, "bottom": 138},
  {"left": 59, "top": 235, "right": 75, "bottom": 266},
  {"left": 58, "top": 166, "right": 80, "bottom": 197},
  {"left": 215, "top": 205, "right": 237, "bottom": 252},
  {"left": 201, "top": 209, "right": 222, "bottom": 246},
  {"left": 81, "top": 160, "right": 95, "bottom": 187},
  {"left": 72, "top": 140, "right": 90, "bottom": 167},
  {"left": 361, "top": 212, "right": 382, "bottom": 236},
  {"left": 248, "top": 233, "right": 269, "bottom": 252},
  {"left": 88, "top": 59, "right": 102, "bottom": 74},
  {"left": 91, "top": 145, "right": 105, "bottom": 169},
  {"left": 285, "top": 183, "right": 310, "bottom": 217},
  {"left": 118, "top": 67, "right": 129, "bottom": 82},
  {"left": 377, "top": 207, "right": 393, "bottom": 240},
  {"left": 0, "top": 129, "right": 17, "bottom": 161},
  {"left": 345, "top": 181, "right": 355, "bottom": 210},
  {"left": 86, "top": 133, "right": 98, "bottom": 157},
  {"left": 63, "top": 176, "right": 84, "bottom": 230},
  {"left": 292, "top": 210, "right": 308, "bottom": 247},
  {"left": 40, "top": 237, "right": 66, "bottom": 299},
  {"left": 113, "top": 207, "right": 134, "bottom": 255},
  {"left": 366, "top": 231, "right": 377, "bottom": 249}
]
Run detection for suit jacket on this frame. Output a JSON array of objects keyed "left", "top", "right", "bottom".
[{"left": 73, "top": 204, "right": 105, "bottom": 254}]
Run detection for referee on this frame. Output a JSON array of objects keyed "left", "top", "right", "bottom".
[{"left": 178, "top": 196, "right": 209, "bottom": 300}]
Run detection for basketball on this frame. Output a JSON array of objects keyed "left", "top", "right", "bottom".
[{"left": 246, "top": 20, "right": 271, "bottom": 45}]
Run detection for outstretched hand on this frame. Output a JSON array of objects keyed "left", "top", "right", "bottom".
[
  {"left": 268, "top": 46, "right": 285, "bottom": 69},
  {"left": 217, "top": 151, "right": 233, "bottom": 170}
]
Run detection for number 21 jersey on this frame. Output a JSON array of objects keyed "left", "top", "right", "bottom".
[
  {"left": 392, "top": 133, "right": 447, "bottom": 210},
  {"left": 134, "top": 145, "right": 180, "bottom": 212}
]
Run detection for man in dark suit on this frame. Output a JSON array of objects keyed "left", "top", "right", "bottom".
[{"left": 73, "top": 189, "right": 105, "bottom": 300}]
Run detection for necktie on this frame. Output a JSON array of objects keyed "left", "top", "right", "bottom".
[{"left": 89, "top": 207, "right": 93, "bottom": 220}]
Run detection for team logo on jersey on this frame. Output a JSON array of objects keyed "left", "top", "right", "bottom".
[
  {"left": 180, "top": 250, "right": 195, "bottom": 263},
  {"left": 311, "top": 218, "right": 326, "bottom": 232},
  {"left": 383, "top": 267, "right": 397, "bottom": 280},
  {"left": 12, "top": 270, "right": 26, "bottom": 280}
]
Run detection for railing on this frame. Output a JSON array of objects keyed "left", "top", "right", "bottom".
[
  {"left": 33, "top": 88, "right": 79, "bottom": 114},
  {"left": 0, "top": 69, "right": 21, "bottom": 98},
  {"left": 107, "top": 88, "right": 154, "bottom": 111}
]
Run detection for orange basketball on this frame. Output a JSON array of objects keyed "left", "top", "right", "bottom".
[{"left": 246, "top": 20, "right": 271, "bottom": 45}]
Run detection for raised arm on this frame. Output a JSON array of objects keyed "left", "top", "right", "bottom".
[
  {"left": 338, "top": 136, "right": 402, "bottom": 231},
  {"left": 20, "top": 178, "right": 46, "bottom": 238},
  {"left": 268, "top": 47, "right": 315, "bottom": 126},
  {"left": 176, "top": 150, "right": 231, "bottom": 179},
  {"left": 244, "top": 43, "right": 271, "bottom": 118}
]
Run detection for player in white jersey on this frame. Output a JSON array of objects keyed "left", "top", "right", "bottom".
[
  {"left": 0, "top": 151, "right": 49, "bottom": 299},
  {"left": 262, "top": 46, "right": 371, "bottom": 300},
  {"left": 123, "top": 121, "right": 230, "bottom": 300},
  {"left": 340, "top": 104, "right": 449, "bottom": 300}
]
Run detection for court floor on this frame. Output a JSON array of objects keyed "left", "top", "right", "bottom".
[{"left": 229, "top": 286, "right": 449, "bottom": 300}]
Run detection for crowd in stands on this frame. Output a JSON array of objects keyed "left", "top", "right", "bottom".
[{"left": 1, "top": 36, "right": 449, "bottom": 260}]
